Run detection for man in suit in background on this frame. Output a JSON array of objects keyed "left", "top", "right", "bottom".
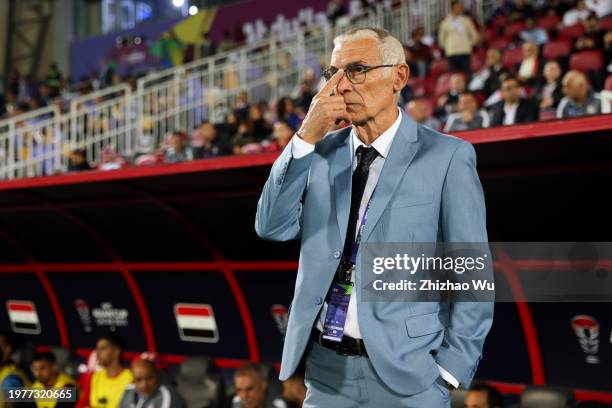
[
  {"left": 490, "top": 76, "right": 539, "bottom": 126},
  {"left": 255, "top": 27, "right": 493, "bottom": 407}
]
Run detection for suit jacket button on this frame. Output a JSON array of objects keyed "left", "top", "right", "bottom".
[
  {"left": 333, "top": 251, "right": 341, "bottom": 259},
  {"left": 315, "top": 297, "right": 323, "bottom": 305}
]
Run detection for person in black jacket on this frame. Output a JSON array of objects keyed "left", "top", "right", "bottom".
[
  {"left": 490, "top": 76, "right": 539, "bottom": 126},
  {"left": 533, "top": 60, "right": 564, "bottom": 111}
]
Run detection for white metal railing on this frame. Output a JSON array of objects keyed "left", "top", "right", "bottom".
[{"left": 0, "top": 0, "right": 473, "bottom": 180}]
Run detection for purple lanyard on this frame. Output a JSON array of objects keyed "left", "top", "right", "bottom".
[{"left": 346, "top": 189, "right": 376, "bottom": 265}]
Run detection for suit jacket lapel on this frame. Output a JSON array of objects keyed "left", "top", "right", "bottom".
[
  {"left": 331, "top": 127, "right": 353, "bottom": 243},
  {"left": 361, "top": 114, "right": 421, "bottom": 243}
]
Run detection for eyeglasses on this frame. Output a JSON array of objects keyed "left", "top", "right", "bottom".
[{"left": 322, "top": 64, "right": 399, "bottom": 84}]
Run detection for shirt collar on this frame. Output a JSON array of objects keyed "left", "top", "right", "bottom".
[{"left": 351, "top": 107, "right": 402, "bottom": 159}]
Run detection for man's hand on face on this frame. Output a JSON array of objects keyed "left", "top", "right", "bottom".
[{"left": 296, "top": 69, "right": 350, "bottom": 144}]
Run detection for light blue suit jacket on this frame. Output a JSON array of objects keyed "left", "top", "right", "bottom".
[{"left": 255, "top": 114, "right": 493, "bottom": 395}]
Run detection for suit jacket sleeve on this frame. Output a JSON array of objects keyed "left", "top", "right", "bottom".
[
  {"left": 435, "top": 141, "right": 494, "bottom": 387},
  {"left": 254, "top": 140, "right": 314, "bottom": 241}
]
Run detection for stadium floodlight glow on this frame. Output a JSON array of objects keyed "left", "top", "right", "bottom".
[
  {"left": 189, "top": 5, "right": 198, "bottom": 15},
  {"left": 172, "top": 0, "right": 185, "bottom": 7}
]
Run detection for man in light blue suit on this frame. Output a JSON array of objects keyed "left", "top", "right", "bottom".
[{"left": 255, "top": 27, "right": 493, "bottom": 407}]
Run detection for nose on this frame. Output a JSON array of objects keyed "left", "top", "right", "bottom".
[{"left": 336, "top": 69, "right": 352, "bottom": 94}]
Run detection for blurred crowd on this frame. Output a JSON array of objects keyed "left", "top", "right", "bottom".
[{"left": 1, "top": 0, "right": 611, "bottom": 175}]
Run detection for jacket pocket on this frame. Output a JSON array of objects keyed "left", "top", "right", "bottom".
[
  {"left": 405, "top": 311, "right": 446, "bottom": 337},
  {"left": 390, "top": 192, "right": 434, "bottom": 209}
]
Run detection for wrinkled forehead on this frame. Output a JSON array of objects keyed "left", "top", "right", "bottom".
[{"left": 330, "top": 37, "right": 382, "bottom": 67}]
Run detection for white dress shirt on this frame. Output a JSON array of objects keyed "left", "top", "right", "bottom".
[
  {"left": 290, "top": 107, "right": 460, "bottom": 388},
  {"left": 503, "top": 101, "right": 519, "bottom": 125}
]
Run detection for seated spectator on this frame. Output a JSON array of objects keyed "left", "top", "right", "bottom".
[
  {"left": 435, "top": 73, "right": 466, "bottom": 122},
  {"left": 534, "top": 60, "right": 565, "bottom": 110},
  {"left": 31, "top": 351, "right": 77, "bottom": 408},
  {"left": 444, "top": 92, "right": 490, "bottom": 131},
  {"left": 408, "top": 27, "right": 433, "bottom": 78},
  {"left": 119, "top": 359, "right": 185, "bottom": 408},
  {"left": 76, "top": 335, "right": 133, "bottom": 408},
  {"left": 262, "top": 120, "right": 294, "bottom": 152},
  {"left": 487, "top": 0, "right": 514, "bottom": 22},
  {"left": 0, "top": 331, "right": 31, "bottom": 407},
  {"left": 557, "top": 70, "right": 601, "bottom": 118},
  {"left": 469, "top": 48, "right": 510, "bottom": 97},
  {"left": 520, "top": 17, "right": 549, "bottom": 45},
  {"left": 517, "top": 41, "right": 543, "bottom": 86},
  {"left": 281, "top": 371, "right": 306, "bottom": 408},
  {"left": 234, "top": 90, "right": 251, "bottom": 122},
  {"left": 68, "top": 149, "right": 93, "bottom": 172},
  {"left": 164, "top": 131, "right": 194, "bottom": 164},
  {"left": 464, "top": 382, "right": 503, "bottom": 408},
  {"left": 248, "top": 104, "right": 272, "bottom": 142},
  {"left": 574, "top": 12, "right": 605, "bottom": 51},
  {"left": 191, "top": 122, "right": 230, "bottom": 159},
  {"left": 586, "top": 0, "right": 612, "bottom": 18},
  {"left": 490, "top": 76, "right": 539, "bottom": 126},
  {"left": 98, "top": 148, "right": 128, "bottom": 171},
  {"left": 276, "top": 97, "right": 300, "bottom": 131},
  {"left": 405, "top": 99, "right": 441, "bottom": 130},
  {"left": 509, "top": 0, "right": 535, "bottom": 22},
  {"left": 438, "top": 0, "right": 479, "bottom": 79},
  {"left": 232, "top": 363, "right": 286, "bottom": 408},
  {"left": 563, "top": 0, "right": 593, "bottom": 26}
]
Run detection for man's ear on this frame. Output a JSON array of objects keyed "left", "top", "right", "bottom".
[{"left": 394, "top": 64, "right": 410, "bottom": 93}]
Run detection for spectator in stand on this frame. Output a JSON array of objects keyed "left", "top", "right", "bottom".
[
  {"left": 520, "top": 17, "right": 549, "bottom": 45},
  {"left": 408, "top": 27, "right": 433, "bottom": 78},
  {"left": 405, "top": 99, "right": 441, "bottom": 130},
  {"left": 487, "top": 0, "right": 515, "bottom": 22},
  {"left": 0, "top": 331, "right": 31, "bottom": 408},
  {"left": 326, "top": 0, "right": 347, "bottom": 24},
  {"left": 557, "top": 70, "right": 601, "bottom": 117},
  {"left": 444, "top": 92, "right": 490, "bottom": 131},
  {"left": 517, "top": 41, "right": 543, "bottom": 86},
  {"left": 464, "top": 382, "right": 503, "bottom": 408},
  {"left": 232, "top": 363, "right": 286, "bottom": 408},
  {"left": 534, "top": 60, "right": 565, "bottom": 110},
  {"left": 586, "top": 0, "right": 612, "bottom": 17},
  {"left": 509, "top": 0, "right": 535, "bottom": 22},
  {"left": 119, "top": 359, "right": 185, "bottom": 408},
  {"left": 246, "top": 104, "right": 272, "bottom": 142},
  {"left": 234, "top": 90, "right": 251, "bottom": 122},
  {"left": 281, "top": 371, "right": 306, "bottom": 408},
  {"left": 68, "top": 149, "right": 93, "bottom": 172},
  {"left": 469, "top": 48, "right": 510, "bottom": 97},
  {"left": 563, "top": 0, "right": 593, "bottom": 26},
  {"left": 490, "top": 75, "right": 539, "bottom": 126},
  {"left": 164, "top": 131, "right": 194, "bottom": 163},
  {"left": 276, "top": 96, "right": 300, "bottom": 130},
  {"left": 434, "top": 73, "right": 466, "bottom": 122},
  {"left": 76, "top": 335, "right": 133, "bottom": 408},
  {"left": 266, "top": 120, "right": 294, "bottom": 152},
  {"left": 191, "top": 121, "right": 230, "bottom": 158},
  {"left": 574, "top": 12, "right": 605, "bottom": 51},
  {"left": 98, "top": 148, "right": 128, "bottom": 171},
  {"left": 31, "top": 351, "right": 77, "bottom": 408},
  {"left": 217, "top": 31, "right": 236, "bottom": 53},
  {"left": 438, "top": 0, "right": 479, "bottom": 79},
  {"left": 200, "top": 32, "right": 216, "bottom": 58}
]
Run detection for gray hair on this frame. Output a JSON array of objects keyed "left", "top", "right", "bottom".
[{"left": 333, "top": 27, "right": 405, "bottom": 67}]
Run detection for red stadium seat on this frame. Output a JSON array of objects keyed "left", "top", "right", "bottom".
[
  {"left": 504, "top": 22, "right": 526, "bottom": 40},
  {"left": 490, "top": 38, "right": 509, "bottom": 50},
  {"left": 599, "top": 15, "right": 612, "bottom": 31},
  {"left": 503, "top": 47, "right": 524, "bottom": 68},
  {"left": 407, "top": 78, "right": 427, "bottom": 97},
  {"left": 605, "top": 74, "right": 612, "bottom": 91},
  {"left": 569, "top": 50, "right": 604, "bottom": 73},
  {"left": 543, "top": 40, "right": 572, "bottom": 60},
  {"left": 559, "top": 24, "right": 585, "bottom": 40},
  {"left": 430, "top": 58, "right": 449, "bottom": 77},
  {"left": 490, "top": 15, "right": 508, "bottom": 30},
  {"left": 471, "top": 53, "right": 485, "bottom": 72},
  {"left": 434, "top": 73, "right": 454, "bottom": 97},
  {"left": 537, "top": 14, "right": 561, "bottom": 31}
]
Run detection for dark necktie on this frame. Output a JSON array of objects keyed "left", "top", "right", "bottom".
[{"left": 341, "top": 145, "right": 379, "bottom": 261}]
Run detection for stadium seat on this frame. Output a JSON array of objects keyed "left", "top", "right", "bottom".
[
  {"left": 451, "top": 389, "right": 468, "bottom": 408},
  {"left": 521, "top": 386, "right": 575, "bottom": 408},
  {"left": 543, "top": 40, "right": 572, "bottom": 60},
  {"left": 606, "top": 74, "right": 612, "bottom": 91},
  {"left": 503, "top": 47, "right": 524, "bottom": 68},
  {"left": 176, "top": 356, "right": 225, "bottom": 408},
  {"left": 559, "top": 24, "right": 585, "bottom": 40},
  {"left": 471, "top": 52, "right": 485, "bottom": 72},
  {"left": 504, "top": 22, "right": 526, "bottom": 40},
  {"left": 434, "top": 73, "right": 454, "bottom": 97},
  {"left": 430, "top": 59, "right": 450, "bottom": 77},
  {"left": 599, "top": 15, "right": 612, "bottom": 31},
  {"left": 491, "top": 37, "right": 510, "bottom": 50},
  {"left": 569, "top": 50, "right": 604, "bottom": 73},
  {"left": 537, "top": 14, "right": 561, "bottom": 31}
]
